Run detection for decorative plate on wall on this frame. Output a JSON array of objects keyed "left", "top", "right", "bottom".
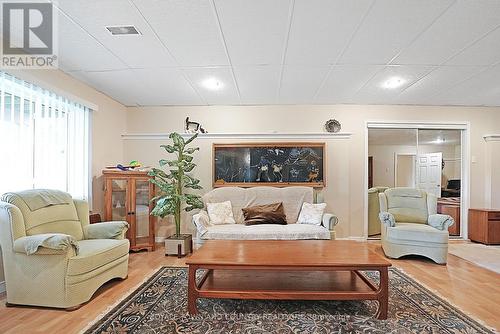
[{"left": 325, "top": 119, "right": 341, "bottom": 133}]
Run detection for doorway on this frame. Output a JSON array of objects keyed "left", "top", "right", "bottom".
[{"left": 365, "top": 122, "right": 469, "bottom": 240}]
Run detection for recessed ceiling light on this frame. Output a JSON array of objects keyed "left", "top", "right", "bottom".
[
  {"left": 382, "top": 76, "right": 406, "bottom": 89},
  {"left": 201, "top": 77, "right": 223, "bottom": 91},
  {"left": 106, "top": 25, "right": 141, "bottom": 35}
]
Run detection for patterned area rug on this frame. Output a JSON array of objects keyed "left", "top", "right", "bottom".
[{"left": 84, "top": 267, "right": 494, "bottom": 334}]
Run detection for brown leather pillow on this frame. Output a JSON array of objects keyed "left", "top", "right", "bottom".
[{"left": 242, "top": 202, "right": 287, "bottom": 226}]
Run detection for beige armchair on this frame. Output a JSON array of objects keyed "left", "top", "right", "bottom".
[
  {"left": 368, "top": 187, "right": 388, "bottom": 236},
  {"left": 378, "top": 188, "right": 454, "bottom": 264},
  {"left": 0, "top": 189, "right": 130, "bottom": 309}
]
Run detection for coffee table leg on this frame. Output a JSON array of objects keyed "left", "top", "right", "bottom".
[
  {"left": 376, "top": 267, "right": 389, "bottom": 320},
  {"left": 187, "top": 265, "right": 198, "bottom": 315}
]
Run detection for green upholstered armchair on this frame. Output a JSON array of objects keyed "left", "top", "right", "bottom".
[
  {"left": 378, "top": 187, "right": 454, "bottom": 264},
  {"left": 0, "top": 189, "right": 130, "bottom": 309}
]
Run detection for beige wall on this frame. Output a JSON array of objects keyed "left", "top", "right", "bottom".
[
  {"left": 1, "top": 69, "right": 126, "bottom": 284},
  {"left": 125, "top": 105, "right": 500, "bottom": 239}
]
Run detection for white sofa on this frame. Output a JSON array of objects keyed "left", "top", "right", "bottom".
[{"left": 191, "top": 186, "right": 338, "bottom": 247}]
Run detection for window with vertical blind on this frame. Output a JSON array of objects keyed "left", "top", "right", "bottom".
[{"left": 0, "top": 72, "right": 91, "bottom": 200}]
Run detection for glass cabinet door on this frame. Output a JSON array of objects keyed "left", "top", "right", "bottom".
[
  {"left": 134, "top": 179, "right": 151, "bottom": 245},
  {"left": 111, "top": 179, "right": 128, "bottom": 221}
]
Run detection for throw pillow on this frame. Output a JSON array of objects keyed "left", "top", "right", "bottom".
[
  {"left": 206, "top": 201, "right": 236, "bottom": 225},
  {"left": 297, "top": 202, "right": 326, "bottom": 226},
  {"left": 242, "top": 202, "right": 287, "bottom": 226}
]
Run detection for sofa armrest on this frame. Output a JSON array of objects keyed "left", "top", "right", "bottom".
[
  {"left": 13, "top": 234, "right": 78, "bottom": 256},
  {"left": 84, "top": 221, "right": 129, "bottom": 240},
  {"left": 322, "top": 213, "right": 338, "bottom": 230},
  {"left": 428, "top": 214, "right": 454, "bottom": 231},
  {"left": 192, "top": 210, "right": 210, "bottom": 237},
  {"left": 379, "top": 212, "right": 395, "bottom": 227}
]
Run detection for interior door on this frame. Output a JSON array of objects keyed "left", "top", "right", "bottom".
[{"left": 417, "top": 152, "right": 442, "bottom": 197}]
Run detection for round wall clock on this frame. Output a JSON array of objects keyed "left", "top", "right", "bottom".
[{"left": 325, "top": 119, "right": 341, "bottom": 133}]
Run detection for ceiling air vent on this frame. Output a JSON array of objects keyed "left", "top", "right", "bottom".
[{"left": 106, "top": 25, "right": 141, "bottom": 35}]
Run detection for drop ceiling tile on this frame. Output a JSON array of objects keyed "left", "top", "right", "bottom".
[
  {"left": 182, "top": 67, "right": 240, "bottom": 105},
  {"left": 431, "top": 64, "right": 500, "bottom": 106},
  {"left": 278, "top": 66, "right": 330, "bottom": 104},
  {"left": 315, "top": 65, "right": 383, "bottom": 103},
  {"left": 69, "top": 68, "right": 203, "bottom": 106},
  {"left": 56, "top": 0, "right": 177, "bottom": 69},
  {"left": 215, "top": 0, "right": 290, "bottom": 65},
  {"left": 394, "top": 1, "right": 500, "bottom": 65},
  {"left": 446, "top": 27, "right": 500, "bottom": 66},
  {"left": 56, "top": 9, "right": 127, "bottom": 72},
  {"left": 396, "top": 65, "right": 486, "bottom": 104},
  {"left": 353, "top": 65, "right": 435, "bottom": 104},
  {"left": 339, "top": 0, "right": 453, "bottom": 65},
  {"left": 132, "top": 0, "right": 228, "bottom": 67},
  {"left": 68, "top": 70, "right": 140, "bottom": 106},
  {"left": 286, "top": 0, "right": 372, "bottom": 65},
  {"left": 233, "top": 66, "right": 281, "bottom": 104}
]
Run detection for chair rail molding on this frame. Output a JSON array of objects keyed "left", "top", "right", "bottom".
[
  {"left": 122, "top": 132, "right": 352, "bottom": 140},
  {"left": 483, "top": 134, "right": 500, "bottom": 142}
]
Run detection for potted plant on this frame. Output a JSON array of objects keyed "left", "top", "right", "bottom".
[{"left": 148, "top": 132, "right": 204, "bottom": 257}]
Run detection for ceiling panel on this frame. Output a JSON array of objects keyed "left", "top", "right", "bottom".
[
  {"left": 182, "top": 67, "right": 240, "bottom": 105},
  {"left": 446, "top": 26, "right": 500, "bottom": 66},
  {"left": 132, "top": 0, "right": 228, "bottom": 66},
  {"left": 233, "top": 66, "right": 281, "bottom": 104},
  {"left": 215, "top": 0, "right": 290, "bottom": 65},
  {"left": 68, "top": 70, "right": 140, "bottom": 106},
  {"left": 339, "top": 0, "right": 453, "bottom": 65},
  {"left": 71, "top": 68, "right": 203, "bottom": 106},
  {"left": 315, "top": 65, "right": 383, "bottom": 103},
  {"left": 278, "top": 66, "right": 329, "bottom": 104},
  {"left": 56, "top": 0, "right": 177, "bottom": 68},
  {"left": 431, "top": 64, "right": 500, "bottom": 106},
  {"left": 394, "top": 0, "right": 500, "bottom": 65},
  {"left": 353, "top": 65, "right": 435, "bottom": 104},
  {"left": 286, "top": 0, "right": 372, "bottom": 65},
  {"left": 396, "top": 66, "right": 486, "bottom": 104},
  {"left": 56, "top": 10, "right": 127, "bottom": 72}
]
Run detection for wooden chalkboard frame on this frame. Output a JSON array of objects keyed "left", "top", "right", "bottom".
[{"left": 212, "top": 142, "right": 326, "bottom": 188}]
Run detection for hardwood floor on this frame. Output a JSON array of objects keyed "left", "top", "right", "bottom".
[{"left": 0, "top": 241, "right": 498, "bottom": 333}]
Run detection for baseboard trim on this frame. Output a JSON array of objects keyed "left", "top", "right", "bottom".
[
  {"left": 336, "top": 237, "right": 368, "bottom": 242},
  {"left": 0, "top": 281, "right": 5, "bottom": 294}
]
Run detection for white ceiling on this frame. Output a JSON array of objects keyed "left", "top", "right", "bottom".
[{"left": 44, "top": 0, "right": 500, "bottom": 106}]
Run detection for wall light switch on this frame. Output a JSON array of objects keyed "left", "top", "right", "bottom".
[{"left": 471, "top": 156, "right": 477, "bottom": 163}]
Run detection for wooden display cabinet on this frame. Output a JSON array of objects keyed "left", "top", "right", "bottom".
[{"left": 103, "top": 170, "right": 156, "bottom": 251}]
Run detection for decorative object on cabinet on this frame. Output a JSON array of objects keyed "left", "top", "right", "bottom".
[
  {"left": 468, "top": 208, "right": 500, "bottom": 245},
  {"left": 213, "top": 142, "right": 326, "bottom": 188},
  {"left": 103, "top": 169, "right": 156, "bottom": 251},
  {"left": 148, "top": 132, "right": 203, "bottom": 257}
]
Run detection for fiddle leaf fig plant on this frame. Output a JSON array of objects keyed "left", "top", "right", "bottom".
[{"left": 148, "top": 132, "right": 204, "bottom": 236}]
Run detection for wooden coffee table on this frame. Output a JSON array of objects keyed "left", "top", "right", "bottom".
[{"left": 185, "top": 240, "right": 391, "bottom": 319}]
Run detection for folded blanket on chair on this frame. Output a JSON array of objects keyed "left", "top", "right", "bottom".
[
  {"left": 379, "top": 212, "right": 395, "bottom": 227},
  {"left": 16, "top": 189, "right": 72, "bottom": 211},
  {"left": 15, "top": 233, "right": 79, "bottom": 255}
]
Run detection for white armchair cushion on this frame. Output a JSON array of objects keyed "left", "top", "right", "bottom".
[
  {"left": 207, "top": 201, "right": 236, "bottom": 225},
  {"left": 428, "top": 214, "right": 454, "bottom": 231},
  {"left": 193, "top": 210, "right": 211, "bottom": 236},
  {"left": 13, "top": 233, "right": 79, "bottom": 255},
  {"left": 297, "top": 202, "right": 326, "bottom": 226}
]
